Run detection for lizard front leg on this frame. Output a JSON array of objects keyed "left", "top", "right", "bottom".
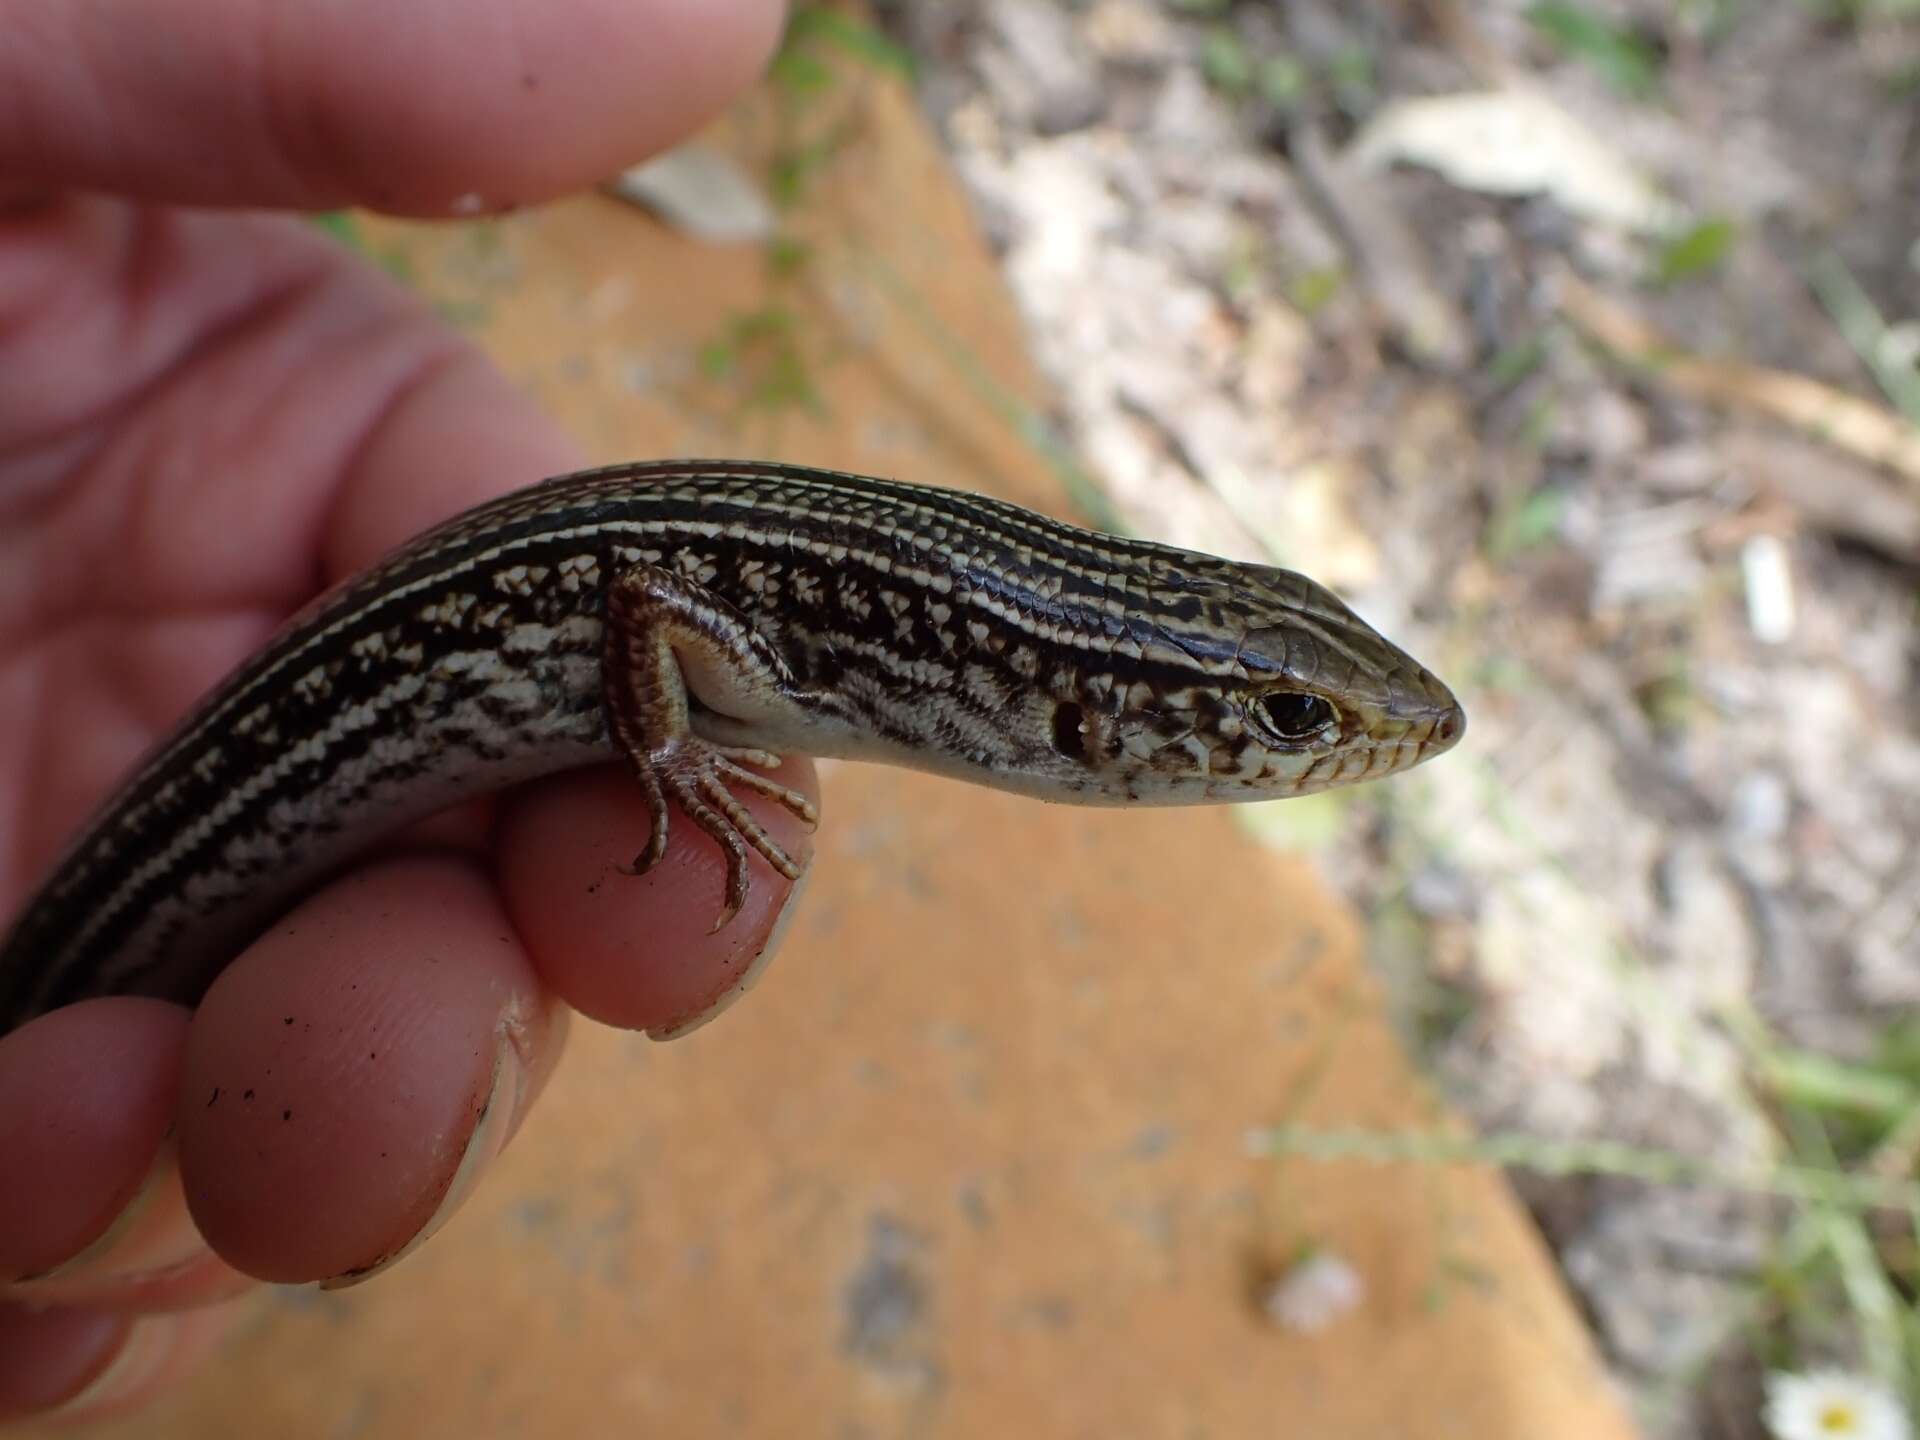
[{"left": 600, "top": 565, "right": 820, "bottom": 930}]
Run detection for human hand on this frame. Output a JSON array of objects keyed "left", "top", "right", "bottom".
[{"left": 0, "top": 0, "right": 801, "bottom": 1423}]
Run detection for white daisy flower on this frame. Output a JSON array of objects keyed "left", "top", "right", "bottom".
[
  {"left": 1763, "top": 1370, "right": 1912, "bottom": 1440},
  {"left": 1260, "top": 1249, "right": 1364, "bottom": 1334}
]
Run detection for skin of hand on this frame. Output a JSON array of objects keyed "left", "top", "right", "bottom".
[{"left": 0, "top": 0, "right": 799, "bottom": 1423}]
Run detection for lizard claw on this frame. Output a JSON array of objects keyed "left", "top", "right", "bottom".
[{"left": 625, "top": 741, "right": 812, "bottom": 927}]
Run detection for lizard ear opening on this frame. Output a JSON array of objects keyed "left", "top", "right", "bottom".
[{"left": 1050, "top": 702, "right": 1089, "bottom": 761}]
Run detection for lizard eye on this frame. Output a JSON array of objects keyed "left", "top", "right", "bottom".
[{"left": 1250, "top": 690, "right": 1336, "bottom": 745}]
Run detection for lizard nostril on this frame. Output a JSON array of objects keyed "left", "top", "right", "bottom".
[{"left": 1430, "top": 707, "right": 1464, "bottom": 747}]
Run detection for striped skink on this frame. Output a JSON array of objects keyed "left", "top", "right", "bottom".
[{"left": 0, "top": 460, "right": 1463, "bottom": 1034}]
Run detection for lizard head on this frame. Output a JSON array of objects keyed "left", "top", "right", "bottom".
[{"left": 1053, "top": 557, "right": 1464, "bottom": 803}]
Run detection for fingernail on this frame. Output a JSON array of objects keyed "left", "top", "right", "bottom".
[
  {"left": 43, "top": 1316, "right": 177, "bottom": 1421},
  {"left": 648, "top": 864, "right": 811, "bottom": 1042},
  {"left": 17, "top": 1139, "right": 200, "bottom": 1287},
  {"left": 318, "top": 1014, "right": 530, "bottom": 1290}
]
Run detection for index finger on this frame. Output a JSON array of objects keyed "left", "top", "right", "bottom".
[{"left": 0, "top": 0, "right": 786, "bottom": 212}]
